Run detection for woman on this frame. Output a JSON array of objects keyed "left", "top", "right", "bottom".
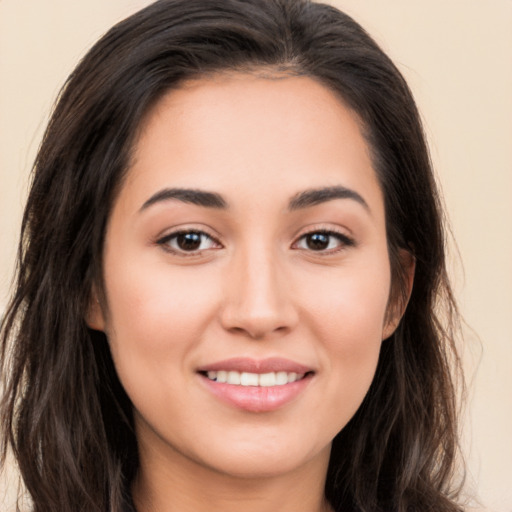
[{"left": 0, "top": 0, "right": 464, "bottom": 511}]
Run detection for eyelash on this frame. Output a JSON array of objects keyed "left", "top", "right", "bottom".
[
  {"left": 156, "top": 228, "right": 355, "bottom": 256},
  {"left": 293, "top": 229, "right": 355, "bottom": 254},
  {"left": 156, "top": 229, "right": 222, "bottom": 256}
]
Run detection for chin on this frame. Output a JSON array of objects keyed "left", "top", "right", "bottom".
[{"left": 196, "top": 431, "right": 332, "bottom": 480}]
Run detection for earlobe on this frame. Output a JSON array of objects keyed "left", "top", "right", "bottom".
[
  {"left": 382, "top": 249, "right": 416, "bottom": 340},
  {"left": 85, "top": 286, "right": 106, "bottom": 332}
]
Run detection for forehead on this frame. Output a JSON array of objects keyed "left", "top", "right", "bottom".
[
  {"left": 120, "top": 73, "right": 383, "bottom": 217},
  {"left": 136, "top": 72, "right": 367, "bottom": 153}
]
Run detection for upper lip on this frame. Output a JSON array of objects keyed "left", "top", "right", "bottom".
[{"left": 197, "top": 357, "right": 313, "bottom": 374}]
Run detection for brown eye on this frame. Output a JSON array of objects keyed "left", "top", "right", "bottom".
[
  {"left": 294, "top": 230, "right": 355, "bottom": 252},
  {"left": 305, "top": 233, "right": 330, "bottom": 251},
  {"left": 158, "top": 230, "right": 220, "bottom": 254},
  {"left": 176, "top": 232, "right": 202, "bottom": 251}
]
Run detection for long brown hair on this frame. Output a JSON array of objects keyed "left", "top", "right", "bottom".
[{"left": 1, "top": 1, "right": 464, "bottom": 510}]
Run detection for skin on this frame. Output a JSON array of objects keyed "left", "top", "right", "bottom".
[{"left": 88, "top": 73, "right": 412, "bottom": 512}]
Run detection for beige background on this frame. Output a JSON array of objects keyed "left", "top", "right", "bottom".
[{"left": 1, "top": 1, "right": 511, "bottom": 510}]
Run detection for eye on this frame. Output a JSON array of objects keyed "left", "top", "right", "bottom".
[
  {"left": 294, "top": 230, "right": 354, "bottom": 252},
  {"left": 157, "top": 230, "right": 221, "bottom": 254}
]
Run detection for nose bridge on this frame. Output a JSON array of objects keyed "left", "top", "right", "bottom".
[{"left": 221, "top": 239, "right": 297, "bottom": 338}]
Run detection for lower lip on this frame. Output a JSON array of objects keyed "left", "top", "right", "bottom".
[{"left": 199, "top": 374, "right": 313, "bottom": 413}]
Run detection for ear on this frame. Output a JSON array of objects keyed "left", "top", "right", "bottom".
[
  {"left": 85, "top": 285, "right": 106, "bottom": 332},
  {"left": 382, "top": 249, "right": 415, "bottom": 340}
]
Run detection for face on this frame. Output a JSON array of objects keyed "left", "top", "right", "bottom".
[{"left": 89, "top": 74, "right": 405, "bottom": 482}]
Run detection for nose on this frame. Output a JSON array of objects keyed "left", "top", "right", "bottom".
[{"left": 219, "top": 247, "right": 299, "bottom": 340}]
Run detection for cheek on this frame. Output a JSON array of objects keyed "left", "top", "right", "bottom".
[
  {"left": 106, "top": 256, "right": 218, "bottom": 338},
  {"left": 102, "top": 260, "right": 220, "bottom": 394},
  {"left": 303, "top": 259, "right": 391, "bottom": 346},
  {"left": 300, "top": 260, "right": 390, "bottom": 420}
]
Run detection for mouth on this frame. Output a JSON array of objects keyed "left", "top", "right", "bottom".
[
  {"left": 200, "top": 370, "right": 309, "bottom": 387},
  {"left": 197, "top": 358, "right": 315, "bottom": 412}
]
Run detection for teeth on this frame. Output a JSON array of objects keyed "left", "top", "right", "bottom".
[
  {"left": 275, "top": 371, "right": 288, "bottom": 385},
  {"left": 240, "top": 372, "right": 259, "bottom": 386},
  {"left": 205, "top": 370, "right": 305, "bottom": 386},
  {"left": 259, "top": 372, "right": 276, "bottom": 387},
  {"left": 227, "top": 370, "right": 241, "bottom": 385}
]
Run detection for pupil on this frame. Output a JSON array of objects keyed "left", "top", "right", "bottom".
[
  {"left": 177, "top": 232, "right": 201, "bottom": 251},
  {"left": 307, "top": 233, "right": 329, "bottom": 250}
]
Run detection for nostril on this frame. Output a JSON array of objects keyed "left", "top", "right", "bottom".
[{"left": 219, "top": 270, "right": 299, "bottom": 338}]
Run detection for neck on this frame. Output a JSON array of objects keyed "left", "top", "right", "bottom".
[{"left": 132, "top": 439, "right": 333, "bottom": 512}]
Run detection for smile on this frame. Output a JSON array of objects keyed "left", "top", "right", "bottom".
[
  {"left": 204, "top": 370, "right": 304, "bottom": 387},
  {"left": 197, "top": 358, "right": 314, "bottom": 412}
]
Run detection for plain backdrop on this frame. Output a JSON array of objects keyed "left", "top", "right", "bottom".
[{"left": 1, "top": 1, "right": 511, "bottom": 510}]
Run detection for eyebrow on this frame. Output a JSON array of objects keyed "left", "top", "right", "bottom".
[
  {"left": 288, "top": 186, "right": 369, "bottom": 212},
  {"left": 140, "top": 187, "right": 228, "bottom": 211},
  {"left": 140, "top": 185, "right": 369, "bottom": 213}
]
